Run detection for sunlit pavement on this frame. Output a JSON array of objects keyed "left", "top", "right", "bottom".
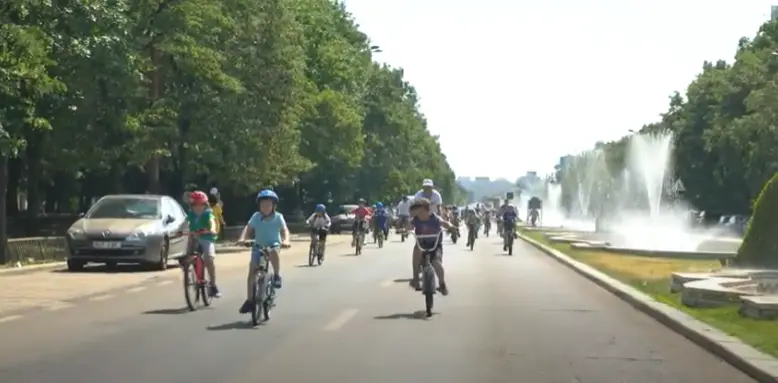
[{"left": 0, "top": 232, "right": 756, "bottom": 382}]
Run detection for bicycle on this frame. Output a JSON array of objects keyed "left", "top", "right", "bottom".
[
  {"left": 415, "top": 230, "right": 443, "bottom": 317},
  {"left": 484, "top": 220, "right": 491, "bottom": 237},
  {"left": 308, "top": 228, "right": 327, "bottom": 266},
  {"left": 240, "top": 241, "right": 291, "bottom": 325},
  {"left": 376, "top": 226, "right": 385, "bottom": 248},
  {"left": 181, "top": 230, "right": 214, "bottom": 311},
  {"left": 354, "top": 220, "right": 367, "bottom": 255},
  {"left": 503, "top": 220, "right": 515, "bottom": 255},
  {"left": 466, "top": 223, "right": 476, "bottom": 250}
]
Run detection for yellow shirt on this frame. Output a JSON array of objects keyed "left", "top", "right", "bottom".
[{"left": 211, "top": 203, "right": 224, "bottom": 234}]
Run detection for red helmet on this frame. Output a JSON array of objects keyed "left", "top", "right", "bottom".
[{"left": 189, "top": 191, "right": 208, "bottom": 205}]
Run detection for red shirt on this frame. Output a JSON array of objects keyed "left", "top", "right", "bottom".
[{"left": 352, "top": 206, "right": 371, "bottom": 220}]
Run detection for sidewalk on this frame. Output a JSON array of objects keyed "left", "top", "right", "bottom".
[{"left": 0, "top": 235, "right": 349, "bottom": 316}]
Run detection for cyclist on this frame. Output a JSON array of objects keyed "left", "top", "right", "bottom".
[
  {"left": 403, "top": 197, "right": 453, "bottom": 295},
  {"left": 414, "top": 179, "right": 443, "bottom": 215},
  {"left": 372, "top": 202, "right": 390, "bottom": 242},
  {"left": 482, "top": 209, "right": 492, "bottom": 235},
  {"left": 237, "top": 190, "right": 290, "bottom": 314},
  {"left": 351, "top": 199, "right": 370, "bottom": 247},
  {"left": 498, "top": 199, "right": 519, "bottom": 250},
  {"left": 186, "top": 191, "right": 220, "bottom": 298},
  {"left": 529, "top": 208, "right": 540, "bottom": 226},
  {"left": 464, "top": 207, "right": 480, "bottom": 247},
  {"left": 307, "top": 203, "right": 331, "bottom": 256},
  {"left": 450, "top": 206, "right": 461, "bottom": 226},
  {"left": 396, "top": 196, "right": 411, "bottom": 232}
]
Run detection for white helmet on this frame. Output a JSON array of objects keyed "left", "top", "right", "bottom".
[
  {"left": 209, "top": 187, "right": 219, "bottom": 196},
  {"left": 422, "top": 179, "right": 434, "bottom": 187}
]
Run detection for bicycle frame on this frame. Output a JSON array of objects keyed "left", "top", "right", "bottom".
[{"left": 415, "top": 231, "right": 443, "bottom": 293}]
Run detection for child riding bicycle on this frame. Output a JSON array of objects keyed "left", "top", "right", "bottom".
[
  {"left": 404, "top": 197, "right": 453, "bottom": 295},
  {"left": 236, "top": 189, "right": 290, "bottom": 314},
  {"left": 186, "top": 191, "right": 220, "bottom": 298},
  {"left": 307, "top": 203, "right": 331, "bottom": 255}
]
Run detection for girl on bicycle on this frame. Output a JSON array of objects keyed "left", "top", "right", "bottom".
[
  {"left": 187, "top": 191, "right": 220, "bottom": 298},
  {"left": 237, "top": 189, "right": 290, "bottom": 314},
  {"left": 404, "top": 197, "right": 453, "bottom": 295}
]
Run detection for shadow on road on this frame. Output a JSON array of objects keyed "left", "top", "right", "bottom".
[
  {"left": 143, "top": 308, "right": 192, "bottom": 315},
  {"left": 392, "top": 278, "right": 412, "bottom": 283},
  {"left": 373, "top": 311, "right": 430, "bottom": 320},
  {"left": 207, "top": 321, "right": 257, "bottom": 331}
]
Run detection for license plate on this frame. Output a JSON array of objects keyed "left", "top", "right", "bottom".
[{"left": 93, "top": 241, "right": 121, "bottom": 249}]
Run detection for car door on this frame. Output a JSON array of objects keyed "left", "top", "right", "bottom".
[{"left": 163, "top": 197, "right": 188, "bottom": 257}]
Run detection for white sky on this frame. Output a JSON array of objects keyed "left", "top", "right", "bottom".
[{"left": 343, "top": 0, "right": 773, "bottom": 179}]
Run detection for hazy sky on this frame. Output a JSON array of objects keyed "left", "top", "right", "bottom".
[{"left": 343, "top": 0, "right": 773, "bottom": 179}]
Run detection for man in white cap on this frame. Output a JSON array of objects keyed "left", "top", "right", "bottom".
[{"left": 414, "top": 179, "right": 443, "bottom": 215}]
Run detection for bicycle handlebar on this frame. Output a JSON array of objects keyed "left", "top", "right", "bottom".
[{"left": 413, "top": 231, "right": 443, "bottom": 252}]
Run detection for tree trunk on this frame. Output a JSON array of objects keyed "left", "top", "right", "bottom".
[
  {"left": 6, "top": 157, "right": 20, "bottom": 216},
  {"left": 145, "top": 45, "right": 162, "bottom": 194},
  {"left": 0, "top": 155, "right": 9, "bottom": 263}
]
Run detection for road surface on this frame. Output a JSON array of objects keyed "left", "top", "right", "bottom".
[{"left": 0, "top": 232, "right": 756, "bottom": 382}]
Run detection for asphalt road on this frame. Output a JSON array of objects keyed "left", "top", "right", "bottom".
[{"left": 0, "top": 231, "right": 757, "bottom": 383}]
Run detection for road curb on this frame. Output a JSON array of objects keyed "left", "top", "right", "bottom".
[{"left": 518, "top": 232, "right": 778, "bottom": 383}]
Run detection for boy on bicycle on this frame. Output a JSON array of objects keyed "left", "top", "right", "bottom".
[
  {"left": 187, "top": 191, "right": 220, "bottom": 297},
  {"left": 237, "top": 189, "right": 290, "bottom": 314},
  {"left": 403, "top": 197, "right": 453, "bottom": 295},
  {"left": 372, "top": 202, "right": 389, "bottom": 241}
]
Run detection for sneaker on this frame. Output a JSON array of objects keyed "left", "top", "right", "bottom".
[
  {"left": 439, "top": 283, "right": 449, "bottom": 296},
  {"left": 239, "top": 300, "right": 253, "bottom": 314},
  {"left": 209, "top": 285, "right": 222, "bottom": 298},
  {"left": 273, "top": 274, "right": 283, "bottom": 289}
]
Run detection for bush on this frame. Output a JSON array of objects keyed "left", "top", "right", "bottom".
[{"left": 736, "top": 172, "right": 778, "bottom": 267}]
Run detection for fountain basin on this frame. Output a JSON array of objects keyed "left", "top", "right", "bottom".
[{"left": 670, "top": 269, "right": 778, "bottom": 319}]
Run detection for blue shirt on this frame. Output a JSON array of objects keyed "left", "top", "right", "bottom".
[
  {"left": 374, "top": 208, "right": 389, "bottom": 227},
  {"left": 248, "top": 211, "right": 287, "bottom": 247}
]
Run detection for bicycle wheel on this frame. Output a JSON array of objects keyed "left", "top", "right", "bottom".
[
  {"left": 183, "top": 261, "right": 198, "bottom": 311},
  {"left": 317, "top": 244, "right": 324, "bottom": 265},
  {"left": 308, "top": 243, "right": 315, "bottom": 266},
  {"left": 422, "top": 267, "right": 435, "bottom": 316},
  {"left": 378, "top": 232, "right": 384, "bottom": 248},
  {"left": 507, "top": 235, "right": 514, "bottom": 255},
  {"left": 251, "top": 276, "right": 262, "bottom": 326},
  {"left": 262, "top": 279, "right": 274, "bottom": 321}
]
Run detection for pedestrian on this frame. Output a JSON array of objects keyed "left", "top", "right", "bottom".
[{"left": 209, "top": 188, "right": 226, "bottom": 240}]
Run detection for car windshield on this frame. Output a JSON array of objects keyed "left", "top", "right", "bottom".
[{"left": 86, "top": 198, "right": 160, "bottom": 219}]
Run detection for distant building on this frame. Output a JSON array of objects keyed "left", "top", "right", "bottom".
[
  {"left": 773, "top": 5, "right": 778, "bottom": 20},
  {"left": 474, "top": 177, "right": 490, "bottom": 183}
]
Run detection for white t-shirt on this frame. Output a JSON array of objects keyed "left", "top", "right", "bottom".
[
  {"left": 397, "top": 200, "right": 411, "bottom": 216},
  {"left": 307, "top": 213, "right": 331, "bottom": 229},
  {"left": 414, "top": 189, "right": 443, "bottom": 212}
]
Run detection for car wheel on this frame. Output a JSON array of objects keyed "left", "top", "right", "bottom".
[
  {"left": 67, "top": 260, "right": 85, "bottom": 272},
  {"left": 155, "top": 239, "right": 169, "bottom": 271}
]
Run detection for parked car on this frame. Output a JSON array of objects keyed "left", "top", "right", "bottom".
[
  {"left": 330, "top": 204, "right": 375, "bottom": 234},
  {"left": 65, "top": 194, "right": 189, "bottom": 271}
]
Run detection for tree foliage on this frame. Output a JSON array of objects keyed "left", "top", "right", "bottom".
[
  {"left": 736, "top": 172, "right": 778, "bottom": 267},
  {"left": 0, "top": 0, "right": 460, "bottom": 260},
  {"left": 557, "top": 19, "right": 778, "bottom": 216}
]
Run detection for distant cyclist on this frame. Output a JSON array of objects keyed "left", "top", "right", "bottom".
[{"left": 498, "top": 199, "right": 519, "bottom": 250}]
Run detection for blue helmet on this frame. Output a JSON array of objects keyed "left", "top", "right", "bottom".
[
  {"left": 375, "top": 202, "right": 384, "bottom": 209},
  {"left": 315, "top": 203, "right": 326, "bottom": 212},
  {"left": 256, "top": 189, "right": 278, "bottom": 202}
]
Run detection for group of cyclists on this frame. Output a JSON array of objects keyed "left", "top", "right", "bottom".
[{"left": 181, "top": 178, "right": 522, "bottom": 315}]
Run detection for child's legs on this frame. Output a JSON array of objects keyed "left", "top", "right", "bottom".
[
  {"left": 199, "top": 239, "right": 217, "bottom": 284},
  {"left": 432, "top": 248, "right": 445, "bottom": 284},
  {"left": 269, "top": 249, "right": 281, "bottom": 276}
]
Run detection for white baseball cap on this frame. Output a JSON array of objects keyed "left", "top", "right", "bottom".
[
  {"left": 209, "top": 187, "right": 219, "bottom": 196},
  {"left": 422, "top": 179, "right": 434, "bottom": 187}
]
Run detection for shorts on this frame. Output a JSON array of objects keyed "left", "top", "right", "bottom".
[
  {"left": 312, "top": 228, "right": 328, "bottom": 241},
  {"left": 195, "top": 239, "right": 216, "bottom": 260},
  {"left": 251, "top": 244, "right": 280, "bottom": 265}
]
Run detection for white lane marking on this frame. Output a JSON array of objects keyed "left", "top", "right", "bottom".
[
  {"left": 380, "top": 279, "right": 394, "bottom": 287},
  {"left": 45, "top": 302, "right": 75, "bottom": 311},
  {"left": 0, "top": 315, "right": 23, "bottom": 323},
  {"left": 156, "top": 280, "right": 173, "bottom": 286},
  {"left": 322, "top": 308, "right": 359, "bottom": 331},
  {"left": 127, "top": 286, "right": 146, "bottom": 293},
  {"left": 89, "top": 294, "right": 113, "bottom": 301}
]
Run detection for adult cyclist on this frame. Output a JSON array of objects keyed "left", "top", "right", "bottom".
[
  {"left": 396, "top": 196, "right": 412, "bottom": 232},
  {"left": 498, "top": 198, "right": 519, "bottom": 251}
]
